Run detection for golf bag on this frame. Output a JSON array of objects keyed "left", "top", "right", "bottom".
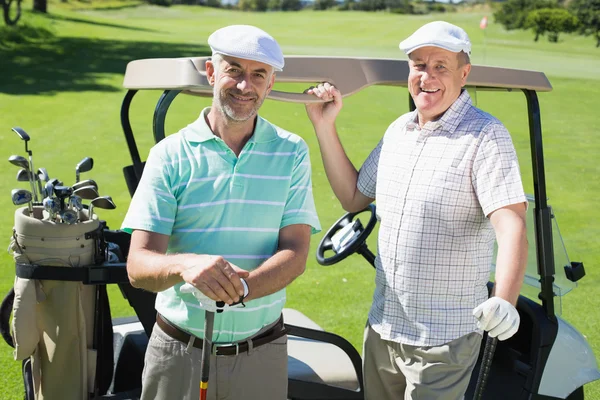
[{"left": 1, "top": 205, "right": 115, "bottom": 400}]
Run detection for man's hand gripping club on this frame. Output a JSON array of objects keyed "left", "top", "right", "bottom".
[
  {"left": 180, "top": 255, "right": 250, "bottom": 312},
  {"left": 473, "top": 297, "right": 520, "bottom": 341}
]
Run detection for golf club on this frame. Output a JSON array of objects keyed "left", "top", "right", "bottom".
[
  {"left": 68, "top": 195, "right": 83, "bottom": 222},
  {"left": 200, "top": 302, "right": 225, "bottom": 400},
  {"left": 75, "top": 157, "right": 94, "bottom": 183},
  {"left": 72, "top": 179, "right": 98, "bottom": 192},
  {"left": 12, "top": 127, "right": 37, "bottom": 202},
  {"left": 11, "top": 189, "right": 33, "bottom": 215},
  {"left": 9, "top": 155, "right": 38, "bottom": 202},
  {"left": 73, "top": 185, "right": 100, "bottom": 201},
  {"left": 44, "top": 181, "right": 55, "bottom": 199},
  {"left": 17, "top": 169, "right": 43, "bottom": 198},
  {"left": 473, "top": 335, "right": 498, "bottom": 400},
  {"left": 89, "top": 196, "right": 116, "bottom": 221},
  {"left": 53, "top": 186, "right": 73, "bottom": 211},
  {"left": 43, "top": 197, "right": 60, "bottom": 222},
  {"left": 37, "top": 168, "right": 49, "bottom": 185},
  {"left": 60, "top": 209, "right": 78, "bottom": 225}
]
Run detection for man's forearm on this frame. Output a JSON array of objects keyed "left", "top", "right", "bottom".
[
  {"left": 314, "top": 123, "right": 362, "bottom": 212},
  {"left": 127, "top": 250, "right": 189, "bottom": 293},
  {"left": 244, "top": 248, "right": 307, "bottom": 301},
  {"left": 492, "top": 216, "right": 528, "bottom": 305}
]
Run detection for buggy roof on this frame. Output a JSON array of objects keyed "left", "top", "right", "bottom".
[{"left": 122, "top": 56, "right": 552, "bottom": 102}]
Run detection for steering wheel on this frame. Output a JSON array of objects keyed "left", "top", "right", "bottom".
[{"left": 316, "top": 204, "right": 377, "bottom": 267}]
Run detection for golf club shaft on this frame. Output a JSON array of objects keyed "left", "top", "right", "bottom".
[
  {"left": 473, "top": 335, "right": 498, "bottom": 400},
  {"left": 200, "top": 310, "right": 215, "bottom": 400}
]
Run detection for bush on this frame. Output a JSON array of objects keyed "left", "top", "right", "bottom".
[
  {"left": 494, "top": 0, "right": 560, "bottom": 30},
  {"left": 525, "top": 7, "right": 578, "bottom": 42},
  {"left": 314, "top": 0, "right": 336, "bottom": 10}
]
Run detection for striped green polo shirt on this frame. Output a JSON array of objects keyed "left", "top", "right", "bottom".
[{"left": 121, "top": 108, "right": 320, "bottom": 343}]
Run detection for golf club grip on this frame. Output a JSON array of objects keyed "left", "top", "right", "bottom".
[
  {"left": 200, "top": 311, "right": 215, "bottom": 380},
  {"left": 474, "top": 335, "right": 498, "bottom": 400}
]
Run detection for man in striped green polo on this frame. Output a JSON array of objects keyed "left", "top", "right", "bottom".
[{"left": 122, "top": 25, "right": 320, "bottom": 400}]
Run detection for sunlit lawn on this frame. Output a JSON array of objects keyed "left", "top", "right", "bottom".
[{"left": 1, "top": 3, "right": 599, "bottom": 398}]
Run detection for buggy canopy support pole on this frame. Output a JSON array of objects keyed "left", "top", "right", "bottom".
[
  {"left": 153, "top": 90, "right": 182, "bottom": 144},
  {"left": 523, "top": 89, "right": 556, "bottom": 321},
  {"left": 120, "top": 89, "right": 144, "bottom": 179}
]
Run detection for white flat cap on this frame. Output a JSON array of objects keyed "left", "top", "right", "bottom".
[
  {"left": 399, "top": 21, "right": 471, "bottom": 55},
  {"left": 208, "top": 25, "right": 285, "bottom": 71}
]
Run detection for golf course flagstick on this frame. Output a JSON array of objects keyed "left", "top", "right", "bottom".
[
  {"left": 200, "top": 302, "right": 224, "bottom": 400},
  {"left": 473, "top": 335, "right": 498, "bottom": 400}
]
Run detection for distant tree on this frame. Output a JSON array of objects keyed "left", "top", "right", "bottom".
[
  {"left": 1, "top": 0, "right": 22, "bottom": 25},
  {"left": 494, "top": 0, "right": 559, "bottom": 30},
  {"left": 355, "top": 0, "right": 386, "bottom": 11},
  {"left": 525, "top": 8, "right": 578, "bottom": 41},
  {"left": 569, "top": 0, "right": 600, "bottom": 46},
  {"left": 387, "top": 0, "right": 413, "bottom": 12},
  {"left": 314, "top": 0, "right": 336, "bottom": 10},
  {"left": 148, "top": 0, "right": 172, "bottom": 5},
  {"left": 281, "top": 0, "right": 301, "bottom": 10},
  {"left": 238, "top": 0, "right": 268, "bottom": 10},
  {"left": 339, "top": 0, "right": 356, "bottom": 9}
]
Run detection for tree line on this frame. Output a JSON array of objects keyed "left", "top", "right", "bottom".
[{"left": 2, "top": 0, "right": 599, "bottom": 47}]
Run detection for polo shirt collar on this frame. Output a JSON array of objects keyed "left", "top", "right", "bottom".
[
  {"left": 406, "top": 90, "right": 472, "bottom": 135},
  {"left": 436, "top": 89, "right": 472, "bottom": 135},
  {"left": 182, "top": 107, "right": 277, "bottom": 144}
]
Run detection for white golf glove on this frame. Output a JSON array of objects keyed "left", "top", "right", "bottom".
[
  {"left": 180, "top": 279, "right": 248, "bottom": 313},
  {"left": 473, "top": 297, "right": 520, "bottom": 341}
]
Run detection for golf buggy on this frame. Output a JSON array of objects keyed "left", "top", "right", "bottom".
[{"left": 3, "top": 56, "right": 599, "bottom": 400}]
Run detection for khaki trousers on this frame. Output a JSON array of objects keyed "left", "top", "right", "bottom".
[
  {"left": 363, "top": 323, "right": 481, "bottom": 400},
  {"left": 140, "top": 322, "right": 288, "bottom": 400}
]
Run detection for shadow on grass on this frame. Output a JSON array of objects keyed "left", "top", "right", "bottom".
[
  {"left": 0, "top": 36, "right": 210, "bottom": 95},
  {"left": 45, "top": 13, "right": 159, "bottom": 32}
]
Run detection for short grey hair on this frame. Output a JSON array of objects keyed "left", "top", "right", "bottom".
[
  {"left": 211, "top": 53, "right": 223, "bottom": 72},
  {"left": 458, "top": 51, "right": 470, "bottom": 66}
]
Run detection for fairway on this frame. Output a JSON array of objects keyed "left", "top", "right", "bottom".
[{"left": 1, "top": 3, "right": 599, "bottom": 399}]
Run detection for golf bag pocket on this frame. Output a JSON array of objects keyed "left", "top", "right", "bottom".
[{"left": 11, "top": 277, "right": 40, "bottom": 360}]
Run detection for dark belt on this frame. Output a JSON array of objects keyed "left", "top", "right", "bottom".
[{"left": 156, "top": 313, "right": 287, "bottom": 356}]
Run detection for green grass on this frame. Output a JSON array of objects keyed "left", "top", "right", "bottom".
[{"left": 1, "top": 3, "right": 599, "bottom": 399}]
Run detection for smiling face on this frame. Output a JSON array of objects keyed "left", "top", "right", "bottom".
[
  {"left": 408, "top": 47, "right": 471, "bottom": 126},
  {"left": 207, "top": 54, "right": 275, "bottom": 123}
]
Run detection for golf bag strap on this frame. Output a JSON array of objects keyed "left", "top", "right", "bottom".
[{"left": 16, "top": 263, "right": 129, "bottom": 284}]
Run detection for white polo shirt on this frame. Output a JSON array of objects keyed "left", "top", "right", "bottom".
[{"left": 357, "top": 90, "right": 526, "bottom": 346}]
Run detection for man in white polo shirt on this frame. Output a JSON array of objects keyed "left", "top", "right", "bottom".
[
  {"left": 122, "top": 25, "right": 320, "bottom": 400},
  {"left": 305, "top": 21, "right": 527, "bottom": 399}
]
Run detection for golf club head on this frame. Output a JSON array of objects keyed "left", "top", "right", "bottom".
[
  {"left": 72, "top": 179, "right": 98, "bottom": 191},
  {"left": 44, "top": 181, "right": 54, "bottom": 199},
  {"left": 73, "top": 185, "right": 100, "bottom": 200},
  {"left": 16, "top": 169, "right": 31, "bottom": 182},
  {"left": 53, "top": 185, "right": 73, "bottom": 200},
  {"left": 68, "top": 195, "right": 83, "bottom": 211},
  {"left": 91, "top": 196, "right": 116, "bottom": 210},
  {"left": 11, "top": 189, "right": 32, "bottom": 206},
  {"left": 8, "top": 155, "right": 29, "bottom": 170},
  {"left": 48, "top": 178, "right": 62, "bottom": 187},
  {"left": 11, "top": 127, "right": 30, "bottom": 142},
  {"left": 75, "top": 157, "right": 94, "bottom": 182},
  {"left": 60, "top": 209, "right": 78, "bottom": 225},
  {"left": 43, "top": 197, "right": 60, "bottom": 213},
  {"left": 37, "top": 168, "right": 49, "bottom": 183}
]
